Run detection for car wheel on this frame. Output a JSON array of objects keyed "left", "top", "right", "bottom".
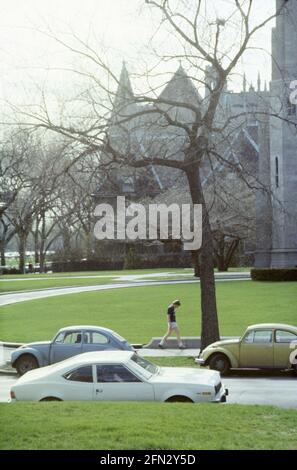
[
  {"left": 166, "top": 396, "right": 193, "bottom": 403},
  {"left": 15, "top": 354, "right": 39, "bottom": 376},
  {"left": 208, "top": 354, "right": 230, "bottom": 375},
  {"left": 40, "top": 397, "right": 62, "bottom": 401}
]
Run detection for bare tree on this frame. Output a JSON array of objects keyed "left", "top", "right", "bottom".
[{"left": 6, "top": 0, "right": 289, "bottom": 347}]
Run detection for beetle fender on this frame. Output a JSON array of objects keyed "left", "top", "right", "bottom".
[
  {"left": 11, "top": 348, "right": 44, "bottom": 368},
  {"left": 204, "top": 347, "right": 239, "bottom": 368}
]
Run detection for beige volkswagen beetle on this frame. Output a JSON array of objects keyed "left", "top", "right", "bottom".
[{"left": 196, "top": 323, "right": 297, "bottom": 375}]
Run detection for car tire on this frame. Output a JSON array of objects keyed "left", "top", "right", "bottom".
[
  {"left": 165, "top": 396, "right": 193, "bottom": 403},
  {"left": 15, "top": 354, "right": 39, "bottom": 376},
  {"left": 40, "top": 397, "right": 62, "bottom": 401},
  {"left": 208, "top": 354, "right": 230, "bottom": 375}
]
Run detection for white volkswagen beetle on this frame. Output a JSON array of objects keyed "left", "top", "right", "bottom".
[{"left": 10, "top": 351, "right": 228, "bottom": 403}]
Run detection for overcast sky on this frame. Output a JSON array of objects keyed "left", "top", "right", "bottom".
[{"left": 0, "top": 0, "right": 277, "bottom": 112}]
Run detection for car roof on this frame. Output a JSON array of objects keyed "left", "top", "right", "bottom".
[
  {"left": 57, "top": 325, "right": 115, "bottom": 334},
  {"left": 247, "top": 323, "right": 297, "bottom": 332},
  {"left": 69, "top": 350, "right": 133, "bottom": 363},
  {"left": 53, "top": 351, "right": 135, "bottom": 371},
  {"left": 17, "top": 351, "right": 136, "bottom": 384}
]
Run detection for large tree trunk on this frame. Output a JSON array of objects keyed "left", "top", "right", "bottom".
[
  {"left": 186, "top": 165, "right": 220, "bottom": 350},
  {"left": 0, "top": 221, "right": 8, "bottom": 266},
  {"left": 0, "top": 242, "right": 5, "bottom": 267},
  {"left": 62, "top": 227, "right": 72, "bottom": 260},
  {"left": 84, "top": 229, "right": 93, "bottom": 260},
  {"left": 39, "top": 212, "right": 46, "bottom": 273},
  {"left": 191, "top": 250, "right": 200, "bottom": 277},
  {"left": 214, "top": 235, "right": 240, "bottom": 272},
  {"left": 18, "top": 234, "right": 27, "bottom": 274},
  {"left": 215, "top": 233, "right": 226, "bottom": 272},
  {"left": 33, "top": 224, "right": 40, "bottom": 264}
]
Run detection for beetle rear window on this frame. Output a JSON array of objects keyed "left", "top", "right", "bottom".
[{"left": 275, "top": 330, "right": 297, "bottom": 343}]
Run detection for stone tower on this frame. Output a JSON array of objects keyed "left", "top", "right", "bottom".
[
  {"left": 269, "top": 0, "right": 297, "bottom": 267},
  {"left": 255, "top": 0, "right": 297, "bottom": 267}
]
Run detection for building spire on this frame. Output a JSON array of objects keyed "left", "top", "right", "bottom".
[
  {"left": 243, "top": 72, "right": 247, "bottom": 93},
  {"left": 257, "top": 71, "right": 261, "bottom": 92},
  {"left": 113, "top": 61, "right": 134, "bottom": 111}
]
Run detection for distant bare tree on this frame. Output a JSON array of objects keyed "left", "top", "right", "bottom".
[{"left": 7, "top": 0, "right": 289, "bottom": 347}]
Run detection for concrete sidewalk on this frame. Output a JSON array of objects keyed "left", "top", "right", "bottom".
[{"left": 138, "top": 348, "right": 200, "bottom": 357}]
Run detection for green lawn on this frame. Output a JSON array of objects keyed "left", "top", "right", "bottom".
[
  {"left": 0, "top": 402, "right": 296, "bottom": 450},
  {"left": 0, "top": 281, "right": 296, "bottom": 343}
]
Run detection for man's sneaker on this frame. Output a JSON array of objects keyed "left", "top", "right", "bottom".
[
  {"left": 179, "top": 345, "right": 186, "bottom": 349},
  {"left": 158, "top": 344, "right": 165, "bottom": 349}
]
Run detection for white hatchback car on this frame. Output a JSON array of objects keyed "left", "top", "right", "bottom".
[{"left": 10, "top": 351, "right": 228, "bottom": 403}]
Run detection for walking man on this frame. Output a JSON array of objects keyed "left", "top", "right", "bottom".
[{"left": 158, "top": 300, "right": 186, "bottom": 349}]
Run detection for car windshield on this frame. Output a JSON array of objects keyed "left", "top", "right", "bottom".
[{"left": 131, "top": 354, "right": 159, "bottom": 375}]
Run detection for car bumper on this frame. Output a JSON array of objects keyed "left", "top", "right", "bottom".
[
  {"left": 195, "top": 357, "right": 206, "bottom": 366},
  {"left": 213, "top": 388, "right": 228, "bottom": 403},
  {"left": 221, "top": 388, "right": 228, "bottom": 402}
]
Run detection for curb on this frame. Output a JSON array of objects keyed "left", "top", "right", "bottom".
[
  {"left": 1, "top": 343, "right": 22, "bottom": 348},
  {"left": 144, "top": 336, "right": 240, "bottom": 349},
  {"left": 0, "top": 369, "right": 17, "bottom": 375}
]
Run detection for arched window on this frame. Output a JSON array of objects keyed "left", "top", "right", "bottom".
[{"left": 275, "top": 157, "right": 279, "bottom": 188}]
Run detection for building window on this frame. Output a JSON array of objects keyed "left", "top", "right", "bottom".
[
  {"left": 122, "top": 176, "right": 134, "bottom": 193},
  {"left": 287, "top": 98, "right": 296, "bottom": 116},
  {"left": 275, "top": 156, "right": 279, "bottom": 188}
]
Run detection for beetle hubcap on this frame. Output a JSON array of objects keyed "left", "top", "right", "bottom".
[
  {"left": 20, "top": 360, "right": 35, "bottom": 373},
  {"left": 215, "top": 359, "right": 226, "bottom": 371}
]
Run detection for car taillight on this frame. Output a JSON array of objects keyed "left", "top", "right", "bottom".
[{"left": 10, "top": 390, "right": 16, "bottom": 399}]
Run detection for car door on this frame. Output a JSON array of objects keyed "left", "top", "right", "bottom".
[
  {"left": 93, "top": 364, "right": 154, "bottom": 401},
  {"left": 50, "top": 330, "right": 83, "bottom": 364},
  {"left": 82, "top": 331, "right": 112, "bottom": 353},
  {"left": 239, "top": 329, "right": 274, "bottom": 368},
  {"left": 273, "top": 330, "right": 297, "bottom": 369},
  {"left": 62, "top": 365, "right": 94, "bottom": 400}
]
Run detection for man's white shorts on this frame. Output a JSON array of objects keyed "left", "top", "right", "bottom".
[{"left": 169, "top": 322, "right": 179, "bottom": 330}]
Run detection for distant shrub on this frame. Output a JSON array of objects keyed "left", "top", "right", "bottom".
[
  {"left": 0, "top": 267, "right": 21, "bottom": 275},
  {"left": 52, "top": 259, "right": 124, "bottom": 272},
  {"left": 52, "top": 254, "right": 190, "bottom": 272},
  {"left": 251, "top": 268, "right": 297, "bottom": 281},
  {"left": 123, "top": 248, "right": 139, "bottom": 270}
]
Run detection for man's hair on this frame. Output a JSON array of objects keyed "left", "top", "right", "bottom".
[{"left": 172, "top": 300, "right": 181, "bottom": 306}]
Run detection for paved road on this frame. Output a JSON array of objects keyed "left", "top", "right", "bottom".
[
  {"left": 224, "top": 371, "right": 297, "bottom": 408},
  {"left": 1, "top": 370, "right": 296, "bottom": 407}
]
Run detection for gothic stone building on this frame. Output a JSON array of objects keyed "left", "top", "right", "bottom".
[{"left": 97, "top": 0, "right": 297, "bottom": 268}]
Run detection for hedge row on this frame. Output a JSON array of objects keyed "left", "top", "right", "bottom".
[
  {"left": 52, "top": 260, "right": 124, "bottom": 272},
  {"left": 251, "top": 268, "right": 297, "bottom": 281},
  {"left": 0, "top": 267, "right": 21, "bottom": 275},
  {"left": 52, "top": 255, "right": 190, "bottom": 272}
]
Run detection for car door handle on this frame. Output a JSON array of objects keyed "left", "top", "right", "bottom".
[{"left": 96, "top": 389, "right": 103, "bottom": 393}]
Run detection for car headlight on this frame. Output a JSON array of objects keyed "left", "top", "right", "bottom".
[{"left": 214, "top": 382, "right": 222, "bottom": 395}]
